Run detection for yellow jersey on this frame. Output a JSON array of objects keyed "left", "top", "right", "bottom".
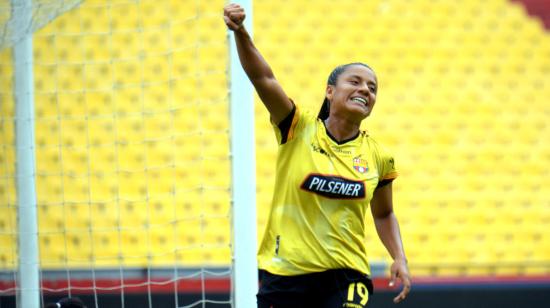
[{"left": 257, "top": 106, "right": 398, "bottom": 276}]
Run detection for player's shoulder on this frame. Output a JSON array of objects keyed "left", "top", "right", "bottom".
[
  {"left": 289, "top": 105, "right": 319, "bottom": 132},
  {"left": 361, "top": 131, "right": 393, "bottom": 156},
  {"left": 296, "top": 106, "right": 317, "bottom": 123}
]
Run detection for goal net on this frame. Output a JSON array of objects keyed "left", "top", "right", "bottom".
[
  {"left": 0, "top": 0, "right": 83, "bottom": 49},
  {"left": 1, "top": 0, "right": 234, "bottom": 307}
]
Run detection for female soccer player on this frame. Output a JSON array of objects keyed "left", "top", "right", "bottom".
[{"left": 224, "top": 3, "right": 411, "bottom": 307}]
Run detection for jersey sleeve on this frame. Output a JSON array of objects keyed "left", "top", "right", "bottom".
[
  {"left": 272, "top": 103, "right": 308, "bottom": 145},
  {"left": 376, "top": 144, "right": 398, "bottom": 185}
]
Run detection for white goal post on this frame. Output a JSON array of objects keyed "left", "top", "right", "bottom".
[
  {"left": 13, "top": 0, "right": 39, "bottom": 307},
  {"left": 227, "top": 0, "right": 258, "bottom": 307}
]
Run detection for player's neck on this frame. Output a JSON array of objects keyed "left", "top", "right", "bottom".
[{"left": 323, "top": 117, "right": 361, "bottom": 143}]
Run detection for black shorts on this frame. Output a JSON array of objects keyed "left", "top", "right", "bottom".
[{"left": 257, "top": 269, "right": 374, "bottom": 308}]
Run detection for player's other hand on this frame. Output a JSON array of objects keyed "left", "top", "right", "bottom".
[
  {"left": 389, "top": 258, "right": 411, "bottom": 303},
  {"left": 223, "top": 3, "right": 245, "bottom": 31}
]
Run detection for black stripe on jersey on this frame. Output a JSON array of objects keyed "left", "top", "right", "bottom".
[
  {"left": 277, "top": 104, "right": 296, "bottom": 145},
  {"left": 376, "top": 179, "right": 393, "bottom": 189},
  {"left": 300, "top": 173, "right": 365, "bottom": 199},
  {"left": 322, "top": 120, "right": 361, "bottom": 145}
]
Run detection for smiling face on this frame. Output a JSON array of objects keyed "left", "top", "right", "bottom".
[{"left": 325, "top": 65, "right": 378, "bottom": 121}]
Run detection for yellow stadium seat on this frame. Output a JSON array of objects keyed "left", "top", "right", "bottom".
[
  {"left": 85, "top": 63, "right": 113, "bottom": 90},
  {"left": 148, "top": 196, "right": 177, "bottom": 225},
  {"left": 39, "top": 232, "right": 69, "bottom": 267},
  {"left": 200, "top": 190, "right": 230, "bottom": 217},
  {"left": 57, "top": 92, "right": 86, "bottom": 117},
  {"left": 174, "top": 189, "right": 203, "bottom": 219},
  {"left": 35, "top": 65, "right": 58, "bottom": 92},
  {"left": 176, "top": 218, "right": 203, "bottom": 248},
  {"left": 118, "top": 201, "right": 148, "bottom": 229},
  {"left": 34, "top": 92, "right": 59, "bottom": 118},
  {"left": 109, "top": 3, "right": 140, "bottom": 32}
]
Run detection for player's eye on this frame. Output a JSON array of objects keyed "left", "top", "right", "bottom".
[{"left": 368, "top": 83, "right": 377, "bottom": 93}]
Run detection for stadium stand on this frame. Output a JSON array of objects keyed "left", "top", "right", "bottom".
[{"left": 0, "top": 0, "right": 548, "bottom": 279}]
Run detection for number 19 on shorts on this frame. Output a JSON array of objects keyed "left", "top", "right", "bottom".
[{"left": 346, "top": 282, "right": 369, "bottom": 307}]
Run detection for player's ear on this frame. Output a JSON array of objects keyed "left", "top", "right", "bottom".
[{"left": 325, "top": 84, "right": 334, "bottom": 101}]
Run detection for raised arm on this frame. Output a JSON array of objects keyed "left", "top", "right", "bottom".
[
  {"left": 370, "top": 182, "right": 411, "bottom": 304},
  {"left": 223, "top": 3, "right": 294, "bottom": 124}
]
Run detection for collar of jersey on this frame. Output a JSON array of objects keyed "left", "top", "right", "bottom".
[{"left": 320, "top": 119, "right": 361, "bottom": 145}]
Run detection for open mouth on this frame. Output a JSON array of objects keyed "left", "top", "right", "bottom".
[{"left": 351, "top": 96, "right": 368, "bottom": 106}]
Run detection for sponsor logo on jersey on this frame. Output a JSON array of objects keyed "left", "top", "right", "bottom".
[
  {"left": 311, "top": 142, "right": 333, "bottom": 158},
  {"left": 300, "top": 174, "right": 365, "bottom": 199},
  {"left": 353, "top": 157, "right": 369, "bottom": 174},
  {"left": 330, "top": 145, "right": 352, "bottom": 155}
]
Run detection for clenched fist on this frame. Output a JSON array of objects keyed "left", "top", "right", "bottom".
[{"left": 223, "top": 3, "right": 245, "bottom": 31}]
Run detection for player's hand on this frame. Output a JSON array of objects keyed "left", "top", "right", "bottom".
[
  {"left": 389, "top": 258, "right": 411, "bottom": 303},
  {"left": 223, "top": 3, "right": 245, "bottom": 31}
]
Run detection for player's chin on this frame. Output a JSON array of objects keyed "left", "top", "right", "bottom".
[
  {"left": 362, "top": 104, "right": 375, "bottom": 117},
  {"left": 345, "top": 103, "right": 371, "bottom": 120},
  {"left": 350, "top": 111, "right": 370, "bottom": 123},
  {"left": 353, "top": 106, "right": 372, "bottom": 119}
]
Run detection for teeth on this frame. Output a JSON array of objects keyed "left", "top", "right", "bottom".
[{"left": 352, "top": 97, "right": 367, "bottom": 105}]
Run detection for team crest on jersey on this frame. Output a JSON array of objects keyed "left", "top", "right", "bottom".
[{"left": 353, "top": 157, "right": 369, "bottom": 174}]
